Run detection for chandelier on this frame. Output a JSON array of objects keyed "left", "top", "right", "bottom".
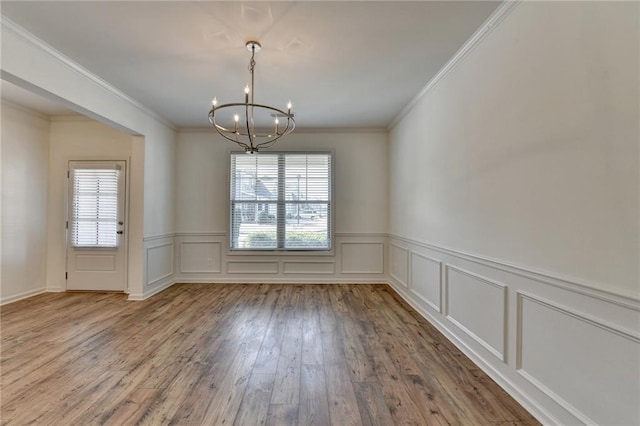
[{"left": 209, "top": 41, "right": 295, "bottom": 154}]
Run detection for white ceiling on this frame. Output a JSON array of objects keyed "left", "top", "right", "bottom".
[
  {"left": 1, "top": 1, "right": 500, "bottom": 129},
  {"left": 1, "top": 80, "right": 73, "bottom": 116}
]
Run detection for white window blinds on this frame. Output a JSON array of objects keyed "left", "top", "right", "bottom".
[
  {"left": 71, "top": 168, "right": 120, "bottom": 247},
  {"left": 230, "top": 152, "right": 332, "bottom": 250}
]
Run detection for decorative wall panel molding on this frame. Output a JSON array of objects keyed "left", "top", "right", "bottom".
[
  {"left": 146, "top": 241, "right": 174, "bottom": 287},
  {"left": 516, "top": 292, "right": 640, "bottom": 425},
  {"left": 282, "top": 261, "right": 335, "bottom": 275},
  {"left": 389, "top": 233, "right": 638, "bottom": 308},
  {"left": 386, "top": 233, "right": 640, "bottom": 425},
  {"left": 410, "top": 252, "right": 442, "bottom": 312},
  {"left": 180, "top": 241, "right": 221, "bottom": 273},
  {"left": 389, "top": 243, "right": 409, "bottom": 287},
  {"left": 226, "top": 261, "right": 279, "bottom": 274},
  {"left": 445, "top": 265, "right": 507, "bottom": 361},
  {"left": 174, "top": 233, "right": 386, "bottom": 282},
  {"left": 340, "top": 241, "right": 384, "bottom": 274}
]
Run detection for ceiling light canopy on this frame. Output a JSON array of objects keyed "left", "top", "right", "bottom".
[{"left": 209, "top": 41, "right": 295, "bottom": 154}]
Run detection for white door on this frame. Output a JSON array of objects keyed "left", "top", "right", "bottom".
[{"left": 66, "top": 161, "right": 127, "bottom": 291}]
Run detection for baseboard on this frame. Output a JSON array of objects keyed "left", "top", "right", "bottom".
[
  {"left": 174, "top": 278, "right": 389, "bottom": 285},
  {"left": 387, "top": 280, "right": 558, "bottom": 425},
  {"left": 0, "top": 287, "right": 47, "bottom": 305},
  {"left": 128, "top": 278, "right": 177, "bottom": 301}
]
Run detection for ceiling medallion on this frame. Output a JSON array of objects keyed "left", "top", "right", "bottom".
[{"left": 209, "top": 41, "right": 295, "bottom": 154}]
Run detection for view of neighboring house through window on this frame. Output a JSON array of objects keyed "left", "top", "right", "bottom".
[{"left": 230, "top": 152, "right": 332, "bottom": 250}]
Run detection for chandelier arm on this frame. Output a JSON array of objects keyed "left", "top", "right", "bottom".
[
  {"left": 210, "top": 104, "right": 295, "bottom": 136},
  {"left": 209, "top": 111, "right": 250, "bottom": 150},
  {"left": 255, "top": 119, "right": 295, "bottom": 149},
  {"left": 214, "top": 129, "right": 251, "bottom": 150},
  {"left": 255, "top": 132, "right": 287, "bottom": 150}
]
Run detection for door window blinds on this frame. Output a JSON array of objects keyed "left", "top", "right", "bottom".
[
  {"left": 71, "top": 168, "right": 120, "bottom": 247},
  {"left": 230, "top": 152, "right": 332, "bottom": 250}
]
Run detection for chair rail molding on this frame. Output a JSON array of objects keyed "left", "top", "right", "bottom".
[{"left": 386, "top": 232, "right": 640, "bottom": 425}]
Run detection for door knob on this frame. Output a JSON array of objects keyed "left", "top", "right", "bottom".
[
  {"left": 118, "top": 221, "right": 124, "bottom": 225},
  {"left": 117, "top": 231, "right": 123, "bottom": 235}
]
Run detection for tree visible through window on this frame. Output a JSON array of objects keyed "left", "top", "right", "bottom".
[{"left": 230, "top": 152, "right": 332, "bottom": 250}]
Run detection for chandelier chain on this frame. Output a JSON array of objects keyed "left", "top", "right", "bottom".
[{"left": 248, "top": 45, "right": 256, "bottom": 74}]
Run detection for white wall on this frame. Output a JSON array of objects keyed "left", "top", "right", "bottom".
[
  {"left": 177, "top": 131, "right": 388, "bottom": 233},
  {"left": 139, "top": 121, "right": 176, "bottom": 298},
  {"left": 0, "top": 103, "right": 50, "bottom": 303},
  {"left": 174, "top": 131, "right": 388, "bottom": 283},
  {"left": 2, "top": 18, "right": 178, "bottom": 298},
  {"left": 390, "top": 1, "right": 638, "bottom": 298},
  {"left": 388, "top": 2, "right": 640, "bottom": 425},
  {"left": 46, "top": 117, "right": 133, "bottom": 291},
  {"left": 143, "top": 122, "right": 176, "bottom": 237}
]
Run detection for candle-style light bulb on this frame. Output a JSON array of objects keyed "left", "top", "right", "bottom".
[
  {"left": 244, "top": 85, "right": 250, "bottom": 94},
  {"left": 275, "top": 118, "right": 279, "bottom": 134},
  {"left": 212, "top": 97, "right": 217, "bottom": 106},
  {"left": 234, "top": 114, "right": 239, "bottom": 132},
  {"left": 245, "top": 85, "right": 250, "bottom": 103},
  {"left": 287, "top": 101, "right": 292, "bottom": 111}
]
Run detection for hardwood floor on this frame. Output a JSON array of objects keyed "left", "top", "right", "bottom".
[{"left": 1, "top": 284, "right": 539, "bottom": 425}]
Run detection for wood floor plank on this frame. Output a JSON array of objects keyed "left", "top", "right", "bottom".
[
  {"left": 270, "top": 316, "right": 302, "bottom": 405},
  {"left": 298, "top": 364, "right": 331, "bottom": 426},
  {"left": 234, "top": 373, "right": 275, "bottom": 426},
  {"left": 353, "top": 381, "right": 395, "bottom": 426},
  {"left": 325, "top": 362, "right": 363, "bottom": 426},
  {"left": 0, "top": 283, "right": 539, "bottom": 426},
  {"left": 301, "top": 308, "right": 323, "bottom": 366},
  {"left": 266, "top": 404, "right": 298, "bottom": 426},
  {"left": 200, "top": 339, "right": 262, "bottom": 425}
]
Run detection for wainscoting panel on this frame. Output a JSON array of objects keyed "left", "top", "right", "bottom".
[
  {"left": 517, "top": 292, "right": 640, "bottom": 425},
  {"left": 173, "top": 233, "right": 386, "bottom": 283},
  {"left": 445, "top": 265, "right": 506, "bottom": 361},
  {"left": 386, "top": 234, "right": 640, "bottom": 426},
  {"left": 340, "top": 241, "right": 384, "bottom": 274},
  {"left": 180, "top": 241, "right": 221, "bottom": 273},
  {"left": 410, "top": 252, "right": 442, "bottom": 312},
  {"left": 389, "top": 243, "right": 409, "bottom": 287},
  {"left": 282, "top": 261, "right": 335, "bottom": 274},
  {"left": 144, "top": 237, "right": 175, "bottom": 295},
  {"left": 227, "top": 261, "right": 279, "bottom": 274}
]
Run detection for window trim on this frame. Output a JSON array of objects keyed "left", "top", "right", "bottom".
[{"left": 226, "top": 149, "right": 335, "bottom": 254}]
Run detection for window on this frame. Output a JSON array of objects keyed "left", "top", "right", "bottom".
[
  {"left": 230, "top": 152, "right": 332, "bottom": 251},
  {"left": 70, "top": 166, "right": 121, "bottom": 247}
]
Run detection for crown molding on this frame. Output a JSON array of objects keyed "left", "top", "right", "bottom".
[
  {"left": 388, "top": 0, "right": 522, "bottom": 130},
  {"left": 0, "top": 17, "right": 176, "bottom": 132},
  {"left": 177, "top": 126, "right": 387, "bottom": 134}
]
